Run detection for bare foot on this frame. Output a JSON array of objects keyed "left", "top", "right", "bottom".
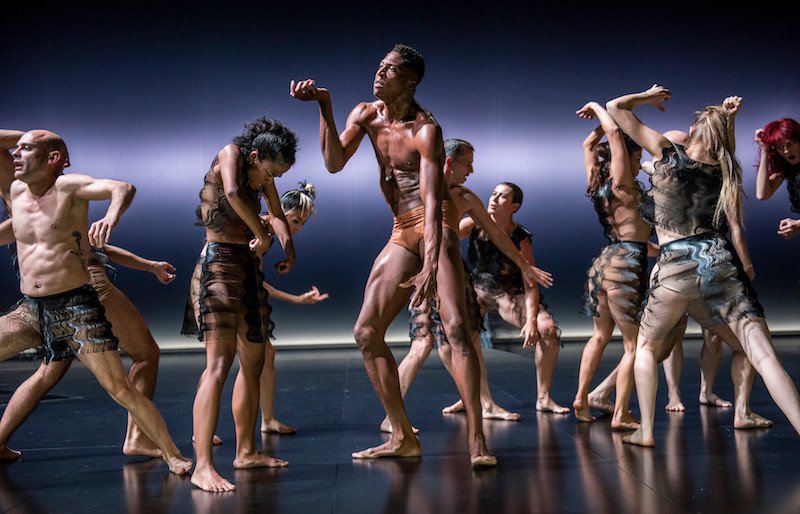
[
  {"left": 588, "top": 395, "right": 614, "bottom": 415},
  {"left": 611, "top": 413, "right": 640, "bottom": 430},
  {"left": 734, "top": 411, "right": 773, "bottom": 430},
  {"left": 164, "top": 454, "right": 193, "bottom": 475},
  {"left": 380, "top": 417, "right": 420, "bottom": 434},
  {"left": 536, "top": 398, "right": 570, "bottom": 414},
  {"left": 622, "top": 428, "right": 654, "bottom": 447},
  {"left": 192, "top": 434, "right": 223, "bottom": 446},
  {"left": 665, "top": 400, "right": 685, "bottom": 412},
  {"left": 572, "top": 399, "right": 596, "bottom": 423},
  {"left": 233, "top": 452, "right": 289, "bottom": 469},
  {"left": 0, "top": 447, "right": 21, "bottom": 460},
  {"left": 191, "top": 466, "right": 235, "bottom": 492},
  {"left": 261, "top": 418, "right": 297, "bottom": 435},
  {"left": 699, "top": 392, "right": 732, "bottom": 408},
  {"left": 352, "top": 438, "right": 422, "bottom": 459},
  {"left": 442, "top": 399, "right": 465, "bottom": 414},
  {"left": 471, "top": 454, "right": 497, "bottom": 469},
  {"left": 123, "top": 435, "right": 162, "bottom": 458},
  {"left": 483, "top": 404, "right": 521, "bottom": 421}
]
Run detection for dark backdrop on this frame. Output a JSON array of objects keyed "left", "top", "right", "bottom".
[{"left": 2, "top": 1, "right": 799, "bottom": 347}]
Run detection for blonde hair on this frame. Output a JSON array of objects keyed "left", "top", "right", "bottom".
[{"left": 686, "top": 105, "right": 742, "bottom": 227}]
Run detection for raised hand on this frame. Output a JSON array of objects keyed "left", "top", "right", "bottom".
[
  {"left": 754, "top": 128, "right": 766, "bottom": 149},
  {"left": 722, "top": 96, "right": 743, "bottom": 116},
  {"left": 289, "top": 79, "right": 330, "bottom": 103},
  {"left": 576, "top": 101, "right": 599, "bottom": 120},
  {"left": 643, "top": 84, "right": 672, "bottom": 111}
]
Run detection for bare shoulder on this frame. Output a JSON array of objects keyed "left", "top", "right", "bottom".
[
  {"left": 350, "top": 101, "right": 379, "bottom": 124},
  {"left": 54, "top": 173, "right": 93, "bottom": 192}
]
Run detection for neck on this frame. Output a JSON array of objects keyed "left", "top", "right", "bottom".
[
  {"left": 490, "top": 212, "right": 515, "bottom": 233},
  {"left": 25, "top": 173, "right": 60, "bottom": 197},
  {"left": 381, "top": 93, "right": 416, "bottom": 121}
]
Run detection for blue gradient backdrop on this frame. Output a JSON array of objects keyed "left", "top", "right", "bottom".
[{"left": 2, "top": 2, "right": 799, "bottom": 347}]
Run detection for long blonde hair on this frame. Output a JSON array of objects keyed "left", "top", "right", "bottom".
[{"left": 685, "top": 105, "right": 742, "bottom": 227}]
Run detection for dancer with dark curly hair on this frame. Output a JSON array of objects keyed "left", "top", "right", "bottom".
[
  {"left": 190, "top": 117, "right": 297, "bottom": 492},
  {"left": 572, "top": 101, "right": 653, "bottom": 429},
  {"left": 184, "top": 182, "right": 326, "bottom": 438}
]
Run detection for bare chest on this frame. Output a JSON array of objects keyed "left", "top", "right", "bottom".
[{"left": 12, "top": 189, "right": 84, "bottom": 245}]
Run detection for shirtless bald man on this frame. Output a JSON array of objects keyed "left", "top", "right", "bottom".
[
  {"left": 291, "top": 44, "right": 495, "bottom": 467},
  {"left": 0, "top": 129, "right": 192, "bottom": 475}
]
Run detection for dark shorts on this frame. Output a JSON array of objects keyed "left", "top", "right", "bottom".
[
  {"left": 582, "top": 241, "right": 649, "bottom": 325},
  {"left": 13, "top": 285, "right": 119, "bottom": 363},
  {"left": 196, "top": 242, "right": 274, "bottom": 344},
  {"left": 639, "top": 232, "right": 764, "bottom": 340}
]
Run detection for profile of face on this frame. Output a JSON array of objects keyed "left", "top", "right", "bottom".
[
  {"left": 487, "top": 184, "right": 519, "bottom": 218},
  {"left": 447, "top": 149, "right": 474, "bottom": 185},
  {"left": 776, "top": 139, "right": 800, "bottom": 166},
  {"left": 629, "top": 149, "right": 642, "bottom": 173},
  {"left": 373, "top": 51, "right": 415, "bottom": 100},
  {"left": 11, "top": 131, "right": 64, "bottom": 182},
  {"left": 247, "top": 153, "right": 291, "bottom": 190},
  {"left": 284, "top": 208, "right": 310, "bottom": 235}
]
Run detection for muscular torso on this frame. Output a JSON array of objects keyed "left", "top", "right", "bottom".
[
  {"left": 356, "top": 101, "right": 448, "bottom": 216},
  {"left": 197, "top": 156, "right": 262, "bottom": 244},
  {"left": 10, "top": 176, "right": 92, "bottom": 297}
]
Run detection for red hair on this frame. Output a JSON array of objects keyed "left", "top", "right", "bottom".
[{"left": 761, "top": 118, "right": 800, "bottom": 177}]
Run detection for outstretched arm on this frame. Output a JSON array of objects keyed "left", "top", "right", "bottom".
[
  {"left": 103, "top": 244, "right": 176, "bottom": 284},
  {"left": 263, "top": 282, "right": 329, "bottom": 304},
  {"left": 64, "top": 174, "right": 136, "bottom": 247},
  {"left": 606, "top": 85, "right": 672, "bottom": 161},
  {"left": 754, "top": 128, "right": 783, "bottom": 200},
  {"left": 290, "top": 79, "right": 367, "bottom": 173},
  {"left": 261, "top": 182, "right": 295, "bottom": 274}
]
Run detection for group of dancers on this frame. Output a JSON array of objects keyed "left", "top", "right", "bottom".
[{"left": 0, "top": 44, "right": 799, "bottom": 493}]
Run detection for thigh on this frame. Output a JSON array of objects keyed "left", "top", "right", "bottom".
[
  {"left": 431, "top": 231, "right": 468, "bottom": 328},
  {"left": 356, "top": 242, "right": 420, "bottom": 330},
  {"left": 102, "top": 285, "right": 157, "bottom": 360},
  {"left": 0, "top": 304, "right": 42, "bottom": 361}
]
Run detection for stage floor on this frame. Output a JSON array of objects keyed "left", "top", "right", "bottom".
[{"left": 2, "top": 338, "right": 800, "bottom": 513}]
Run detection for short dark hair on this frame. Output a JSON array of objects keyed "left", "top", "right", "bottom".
[
  {"left": 232, "top": 117, "right": 298, "bottom": 166},
  {"left": 392, "top": 44, "right": 425, "bottom": 83},
  {"left": 444, "top": 138, "right": 474, "bottom": 159},
  {"left": 500, "top": 182, "right": 523, "bottom": 205}
]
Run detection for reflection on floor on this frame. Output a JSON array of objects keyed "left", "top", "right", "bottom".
[{"left": 1, "top": 338, "right": 800, "bottom": 513}]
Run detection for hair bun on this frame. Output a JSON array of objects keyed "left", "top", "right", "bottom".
[{"left": 300, "top": 181, "right": 316, "bottom": 199}]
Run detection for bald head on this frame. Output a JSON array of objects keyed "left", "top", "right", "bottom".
[{"left": 25, "top": 130, "right": 70, "bottom": 168}]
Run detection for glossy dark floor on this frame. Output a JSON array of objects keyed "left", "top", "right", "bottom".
[{"left": 2, "top": 338, "right": 800, "bottom": 513}]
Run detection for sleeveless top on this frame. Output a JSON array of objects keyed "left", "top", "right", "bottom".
[
  {"left": 784, "top": 165, "right": 800, "bottom": 213},
  {"left": 639, "top": 144, "right": 722, "bottom": 237},
  {"left": 466, "top": 224, "right": 532, "bottom": 295}
]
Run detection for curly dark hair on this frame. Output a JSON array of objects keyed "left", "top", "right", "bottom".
[
  {"left": 587, "top": 132, "right": 640, "bottom": 198},
  {"left": 232, "top": 117, "right": 298, "bottom": 166},
  {"left": 392, "top": 43, "right": 425, "bottom": 83}
]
